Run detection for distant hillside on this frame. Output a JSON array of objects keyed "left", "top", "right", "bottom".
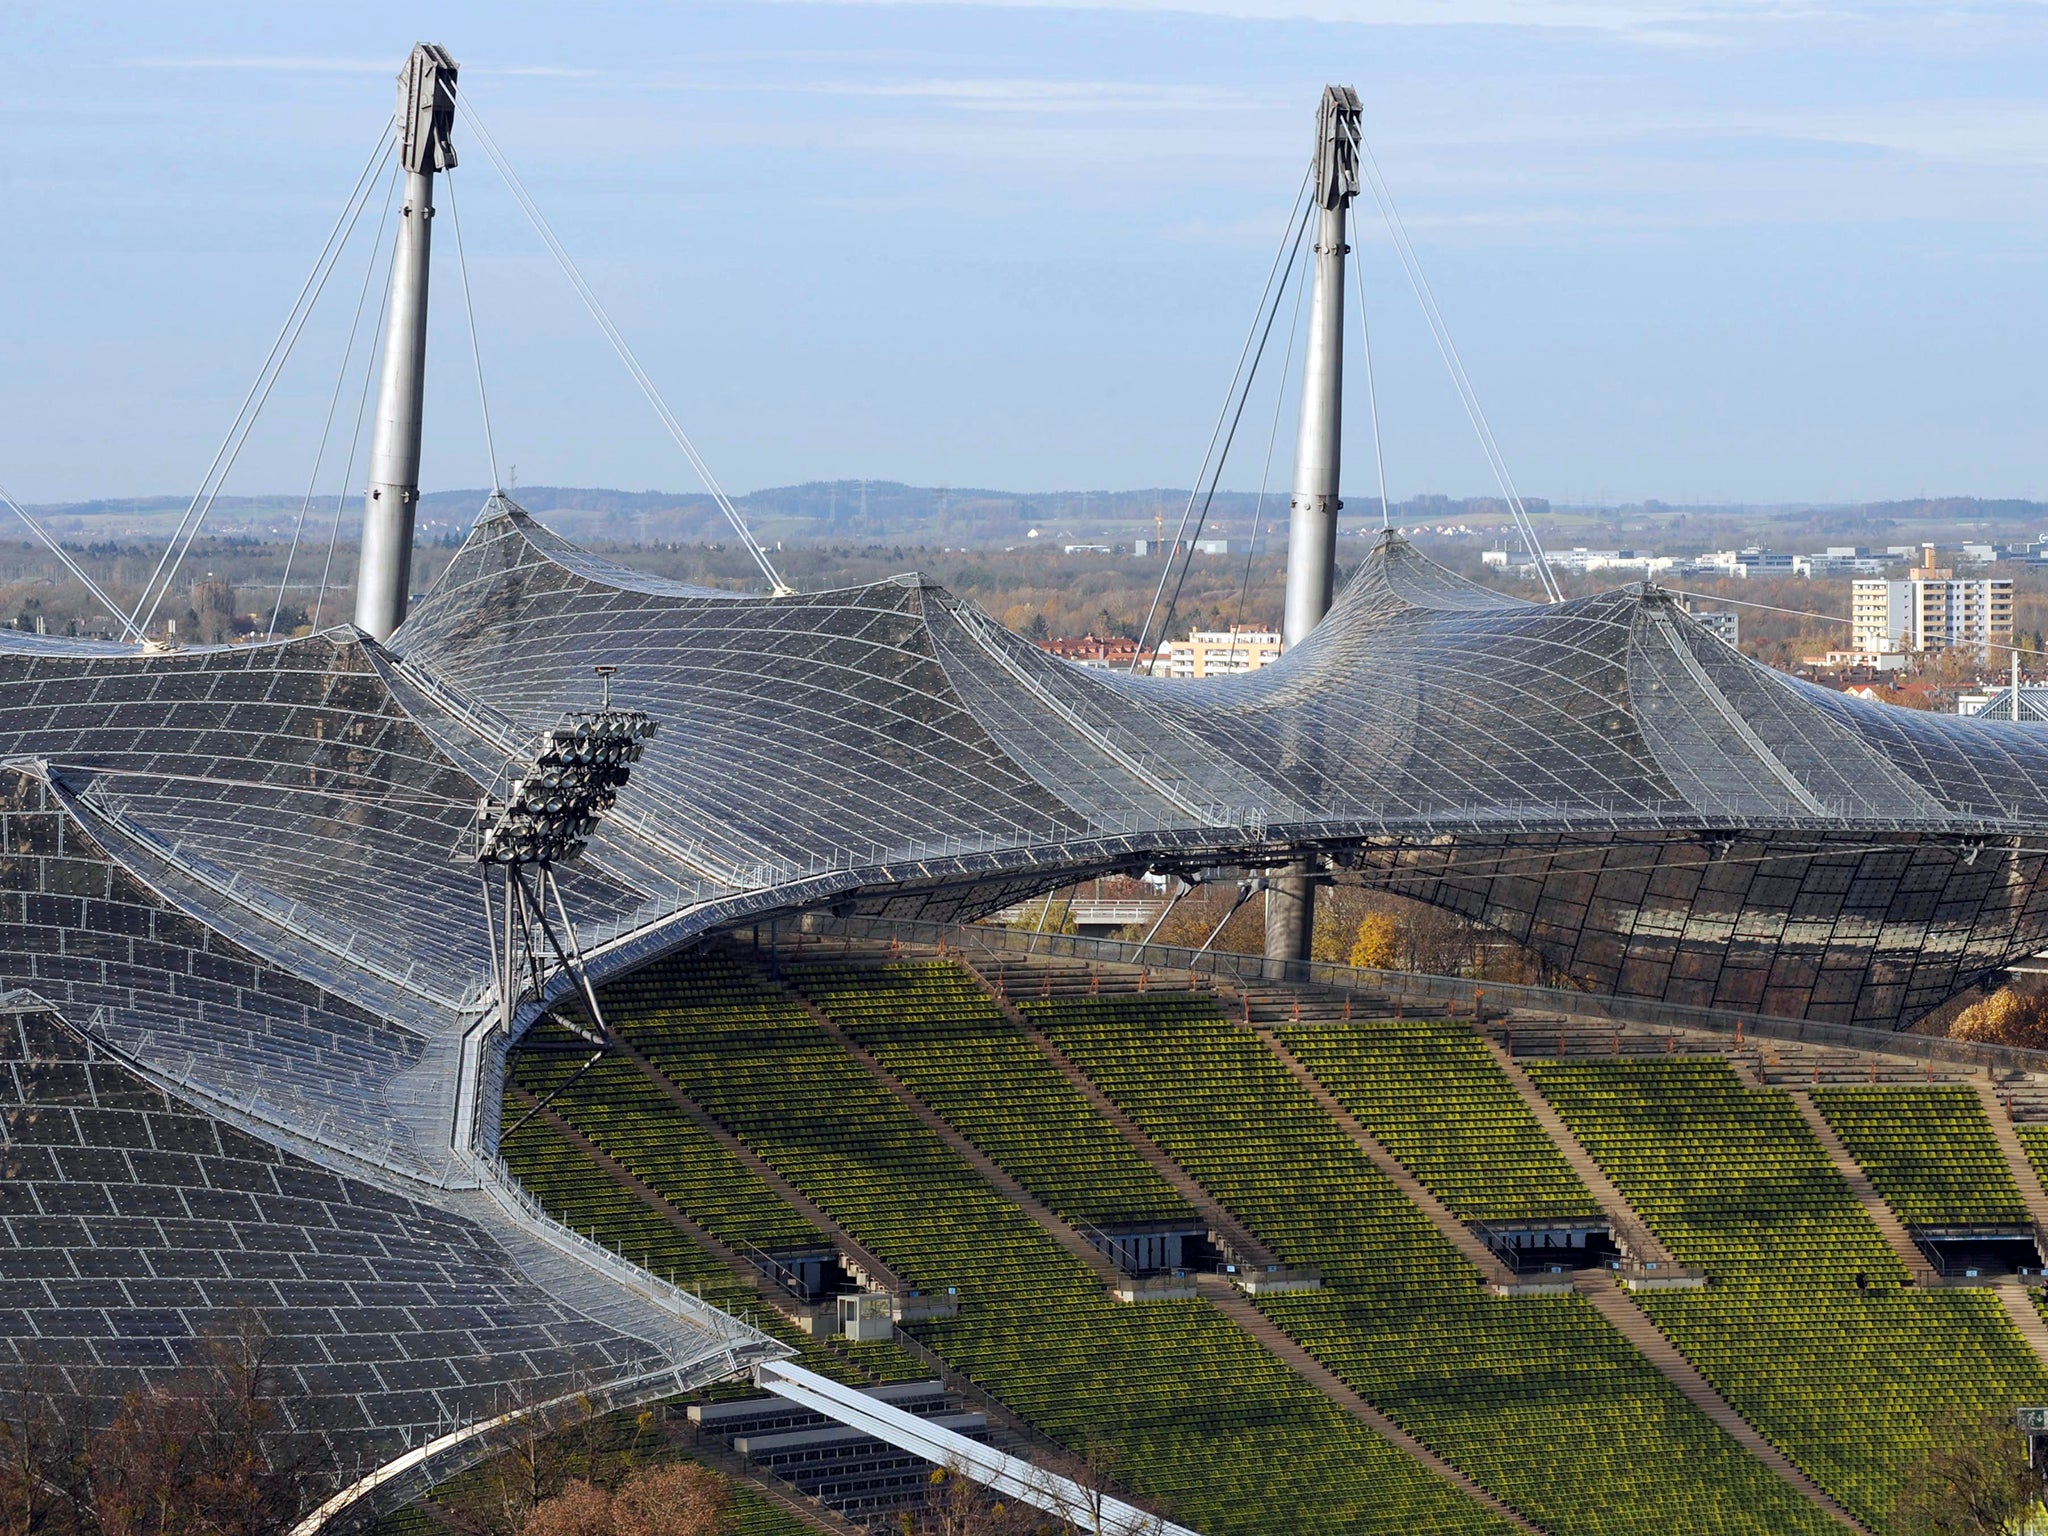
[{"left": 15, "top": 483, "right": 2046, "bottom": 547}]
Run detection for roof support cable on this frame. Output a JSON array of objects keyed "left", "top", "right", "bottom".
[
  {"left": 1355, "top": 131, "right": 1559, "bottom": 600},
  {"left": 1131, "top": 163, "right": 1315, "bottom": 669},
  {"left": 0, "top": 482, "right": 142, "bottom": 640},
  {"left": 442, "top": 167, "right": 502, "bottom": 498},
  {"left": 1230, "top": 241, "right": 1312, "bottom": 637},
  {"left": 454, "top": 95, "right": 788, "bottom": 594},
  {"left": 132, "top": 123, "right": 395, "bottom": 635},
  {"left": 270, "top": 161, "right": 403, "bottom": 641},
  {"left": 1651, "top": 608, "right": 1828, "bottom": 816},
  {"left": 1137, "top": 193, "right": 1316, "bottom": 670},
  {"left": 1351, "top": 236, "right": 1392, "bottom": 533}
]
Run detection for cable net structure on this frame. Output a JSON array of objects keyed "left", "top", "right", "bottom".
[{"left": 6, "top": 502, "right": 2048, "bottom": 1512}]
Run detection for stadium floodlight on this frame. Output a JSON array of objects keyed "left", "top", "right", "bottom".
[
  {"left": 472, "top": 674, "right": 658, "bottom": 1134},
  {"left": 474, "top": 706, "right": 658, "bottom": 867}
]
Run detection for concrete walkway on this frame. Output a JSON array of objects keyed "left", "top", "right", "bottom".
[
  {"left": 1973, "top": 1079, "right": 2048, "bottom": 1237},
  {"left": 1998, "top": 1284, "right": 2048, "bottom": 1370},
  {"left": 1785, "top": 1090, "right": 1939, "bottom": 1285},
  {"left": 1571, "top": 1274, "right": 1867, "bottom": 1531},
  {"left": 1484, "top": 1040, "right": 1680, "bottom": 1267}
]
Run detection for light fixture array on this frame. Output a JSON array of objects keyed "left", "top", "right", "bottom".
[{"left": 476, "top": 708, "right": 659, "bottom": 866}]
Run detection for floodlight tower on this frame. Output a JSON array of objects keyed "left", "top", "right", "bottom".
[
  {"left": 356, "top": 43, "right": 458, "bottom": 643},
  {"left": 475, "top": 695, "right": 660, "bottom": 1051},
  {"left": 1267, "top": 85, "right": 1362, "bottom": 965}
]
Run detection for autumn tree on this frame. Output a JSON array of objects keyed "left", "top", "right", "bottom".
[
  {"left": 1349, "top": 912, "right": 1399, "bottom": 971},
  {"left": 1951, "top": 988, "right": 2048, "bottom": 1051},
  {"left": 521, "top": 1464, "right": 733, "bottom": 1536}
]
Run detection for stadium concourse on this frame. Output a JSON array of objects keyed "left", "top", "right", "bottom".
[{"left": 8, "top": 502, "right": 2048, "bottom": 1526}]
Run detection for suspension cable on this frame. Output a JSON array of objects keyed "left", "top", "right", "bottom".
[
  {"left": 443, "top": 167, "right": 501, "bottom": 497},
  {"left": 1131, "top": 169, "right": 1314, "bottom": 669},
  {"left": 1355, "top": 133, "right": 1559, "bottom": 601},
  {"left": 1229, "top": 231, "right": 1312, "bottom": 638},
  {"left": 314, "top": 184, "right": 401, "bottom": 634},
  {"left": 1143, "top": 199, "right": 1314, "bottom": 670},
  {"left": 0, "top": 482, "right": 141, "bottom": 640},
  {"left": 130, "top": 123, "right": 394, "bottom": 634},
  {"left": 455, "top": 95, "right": 787, "bottom": 593},
  {"left": 270, "top": 161, "right": 402, "bottom": 640},
  {"left": 1350, "top": 237, "right": 1391, "bottom": 533}
]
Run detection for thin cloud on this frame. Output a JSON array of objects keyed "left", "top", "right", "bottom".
[
  {"left": 124, "top": 56, "right": 598, "bottom": 78},
  {"left": 755, "top": 0, "right": 1841, "bottom": 37}
]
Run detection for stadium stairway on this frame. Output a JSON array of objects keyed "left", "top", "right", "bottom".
[
  {"left": 951, "top": 954, "right": 1285, "bottom": 1271},
  {"left": 1256, "top": 1030, "right": 1518, "bottom": 1285},
  {"left": 606, "top": 1032, "right": 920, "bottom": 1300},
  {"left": 753, "top": 952, "right": 1540, "bottom": 1529},
  {"left": 749, "top": 963, "right": 1144, "bottom": 1297},
  {"left": 1783, "top": 1089, "right": 1940, "bottom": 1286},
  {"left": 1999, "top": 1284, "right": 2048, "bottom": 1362},
  {"left": 507, "top": 1084, "right": 828, "bottom": 1315},
  {"left": 1482, "top": 1039, "right": 1681, "bottom": 1270},
  {"left": 1187, "top": 1273, "right": 1541, "bottom": 1535},
  {"left": 1567, "top": 1272, "right": 1864, "bottom": 1530},
  {"left": 1973, "top": 1078, "right": 2048, "bottom": 1240}
]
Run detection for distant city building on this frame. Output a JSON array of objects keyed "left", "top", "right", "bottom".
[
  {"left": 1193, "top": 537, "right": 1235, "bottom": 556},
  {"left": 1679, "top": 603, "right": 1738, "bottom": 646},
  {"left": 1039, "top": 633, "right": 1146, "bottom": 670},
  {"left": 1156, "top": 626, "right": 1283, "bottom": 679},
  {"left": 1692, "top": 548, "right": 1795, "bottom": 579},
  {"left": 1796, "top": 548, "right": 1893, "bottom": 577},
  {"left": 1061, "top": 544, "right": 1112, "bottom": 555},
  {"left": 1543, "top": 548, "right": 1676, "bottom": 576},
  {"left": 1851, "top": 545, "right": 2014, "bottom": 658},
  {"left": 1812, "top": 649, "right": 1909, "bottom": 673}
]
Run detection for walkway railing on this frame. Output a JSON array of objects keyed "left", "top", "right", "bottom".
[{"left": 813, "top": 914, "right": 2048, "bottom": 1077}]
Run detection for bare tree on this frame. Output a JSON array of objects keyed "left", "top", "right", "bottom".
[
  {"left": 0, "top": 1323, "right": 329, "bottom": 1536},
  {"left": 1891, "top": 1410, "right": 2043, "bottom": 1536}
]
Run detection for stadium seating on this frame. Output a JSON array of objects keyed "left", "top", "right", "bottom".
[
  {"left": 511, "top": 1032, "right": 826, "bottom": 1253},
  {"left": 1810, "top": 1085, "right": 2031, "bottom": 1227},
  {"left": 1275, "top": 1015, "right": 1598, "bottom": 1221},
  {"left": 1022, "top": 992, "right": 1839, "bottom": 1536},
  {"left": 1526, "top": 1058, "right": 2048, "bottom": 1527},
  {"left": 495, "top": 1091, "right": 918, "bottom": 1389},
  {"left": 782, "top": 957, "right": 1195, "bottom": 1227},
  {"left": 596, "top": 948, "right": 1523, "bottom": 1536}
]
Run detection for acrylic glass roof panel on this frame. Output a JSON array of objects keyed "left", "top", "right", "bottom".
[
  {"left": 0, "top": 1007, "right": 682, "bottom": 1470},
  {"left": 397, "top": 515, "right": 1086, "bottom": 868}
]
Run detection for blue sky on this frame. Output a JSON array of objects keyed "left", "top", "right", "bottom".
[{"left": 1, "top": 0, "right": 2044, "bottom": 506}]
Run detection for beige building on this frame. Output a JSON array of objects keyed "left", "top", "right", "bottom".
[
  {"left": 1850, "top": 546, "right": 2012, "bottom": 658},
  {"left": 1156, "top": 626, "right": 1283, "bottom": 679}
]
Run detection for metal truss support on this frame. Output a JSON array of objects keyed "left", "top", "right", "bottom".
[
  {"left": 486, "top": 859, "right": 611, "bottom": 1140},
  {"left": 757, "top": 1361, "right": 1198, "bottom": 1536}
]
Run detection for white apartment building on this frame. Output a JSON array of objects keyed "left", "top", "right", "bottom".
[
  {"left": 1851, "top": 547, "right": 2013, "bottom": 658},
  {"left": 1156, "top": 627, "right": 1283, "bottom": 679}
]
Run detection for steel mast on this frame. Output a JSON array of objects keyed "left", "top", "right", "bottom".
[
  {"left": 356, "top": 43, "right": 458, "bottom": 643},
  {"left": 1267, "top": 85, "right": 1361, "bottom": 965}
]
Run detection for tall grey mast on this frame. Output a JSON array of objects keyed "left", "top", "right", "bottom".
[
  {"left": 356, "top": 44, "right": 458, "bottom": 643},
  {"left": 1268, "top": 85, "right": 1361, "bottom": 964}
]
